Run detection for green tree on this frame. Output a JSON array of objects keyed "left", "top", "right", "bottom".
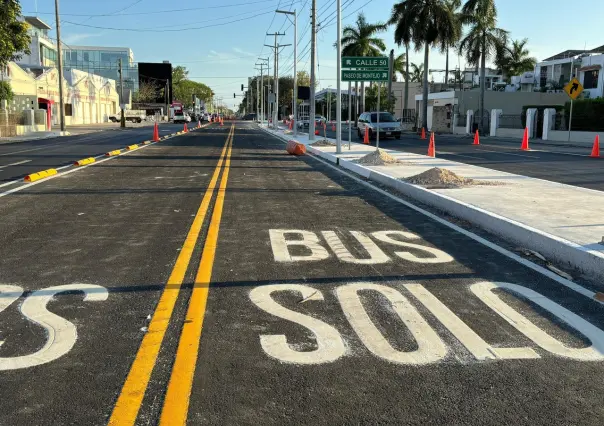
[
  {"left": 0, "top": 80, "right": 14, "bottom": 102},
  {"left": 133, "top": 81, "right": 160, "bottom": 103},
  {"left": 172, "top": 66, "right": 188, "bottom": 86},
  {"left": 0, "top": 1, "right": 31, "bottom": 69},
  {"left": 459, "top": 0, "right": 508, "bottom": 133},
  {"left": 390, "top": 0, "right": 459, "bottom": 130},
  {"left": 340, "top": 13, "right": 387, "bottom": 122},
  {"left": 365, "top": 83, "right": 396, "bottom": 111},
  {"left": 496, "top": 38, "right": 536, "bottom": 82},
  {"left": 392, "top": 52, "right": 407, "bottom": 82}
]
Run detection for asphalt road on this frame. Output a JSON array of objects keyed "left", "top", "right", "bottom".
[
  {"left": 0, "top": 122, "right": 191, "bottom": 184},
  {"left": 0, "top": 121, "right": 603, "bottom": 425},
  {"left": 298, "top": 126, "right": 604, "bottom": 191}
]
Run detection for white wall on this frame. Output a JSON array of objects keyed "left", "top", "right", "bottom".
[
  {"left": 496, "top": 128, "right": 525, "bottom": 138},
  {"left": 548, "top": 130, "right": 601, "bottom": 144}
]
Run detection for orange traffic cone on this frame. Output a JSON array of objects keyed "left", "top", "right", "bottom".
[
  {"left": 331, "top": 122, "right": 336, "bottom": 131},
  {"left": 420, "top": 127, "right": 426, "bottom": 140},
  {"left": 591, "top": 135, "right": 600, "bottom": 158},
  {"left": 288, "top": 120, "right": 293, "bottom": 130},
  {"left": 520, "top": 127, "right": 529, "bottom": 150},
  {"left": 427, "top": 132, "right": 436, "bottom": 157},
  {"left": 152, "top": 122, "right": 159, "bottom": 141},
  {"left": 314, "top": 129, "right": 319, "bottom": 135},
  {"left": 363, "top": 127, "right": 370, "bottom": 145},
  {"left": 220, "top": 118, "right": 224, "bottom": 127},
  {"left": 473, "top": 130, "right": 480, "bottom": 145},
  {"left": 183, "top": 123, "right": 188, "bottom": 133},
  {"left": 198, "top": 120, "right": 201, "bottom": 128}
]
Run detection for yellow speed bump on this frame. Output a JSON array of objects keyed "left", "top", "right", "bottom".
[
  {"left": 105, "top": 149, "right": 121, "bottom": 156},
  {"left": 74, "top": 157, "right": 95, "bottom": 166},
  {"left": 127, "top": 144, "right": 139, "bottom": 150},
  {"left": 24, "top": 168, "right": 58, "bottom": 182},
  {"left": 142, "top": 140, "right": 152, "bottom": 145}
]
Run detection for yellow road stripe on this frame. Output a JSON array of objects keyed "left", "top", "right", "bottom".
[
  {"left": 159, "top": 124, "right": 235, "bottom": 426},
  {"left": 108, "top": 133, "right": 231, "bottom": 426}
]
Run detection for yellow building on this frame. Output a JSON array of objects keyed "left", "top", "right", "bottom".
[{"left": 2, "top": 62, "right": 120, "bottom": 128}]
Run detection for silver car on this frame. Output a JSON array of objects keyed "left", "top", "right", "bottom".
[{"left": 357, "top": 112, "right": 402, "bottom": 140}]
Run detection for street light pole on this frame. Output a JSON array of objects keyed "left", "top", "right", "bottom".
[{"left": 309, "top": 0, "right": 317, "bottom": 141}]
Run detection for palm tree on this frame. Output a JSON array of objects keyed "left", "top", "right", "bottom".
[
  {"left": 443, "top": 0, "right": 462, "bottom": 87},
  {"left": 390, "top": 0, "right": 460, "bottom": 131},
  {"left": 409, "top": 63, "right": 424, "bottom": 83},
  {"left": 459, "top": 0, "right": 508, "bottom": 133},
  {"left": 341, "top": 13, "right": 387, "bottom": 124},
  {"left": 392, "top": 52, "right": 407, "bottom": 82},
  {"left": 496, "top": 38, "right": 536, "bottom": 81}
]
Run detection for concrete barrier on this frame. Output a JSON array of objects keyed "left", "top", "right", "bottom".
[
  {"left": 74, "top": 157, "right": 95, "bottom": 166},
  {"left": 286, "top": 140, "right": 306, "bottom": 155},
  {"left": 24, "top": 168, "right": 57, "bottom": 182}
]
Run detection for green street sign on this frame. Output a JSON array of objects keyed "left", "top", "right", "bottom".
[
  {"left": 342, "top": 56, "right": 389, "bottom": 70},
  {"left": 342, "top": 70, "right": 389, "bottom": 82}
]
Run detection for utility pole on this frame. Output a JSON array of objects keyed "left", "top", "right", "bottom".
[
  {"left": 266, "top": 32, "right": 284, "bottom": 127},
  {"left": 165, "top": 79, "right": 169, "bottom": 120},
  {"left": 276, "top": 9, "right": 297, "bottom": 135},
  {"left": 118, "top": 58, "right": 125, "bottom": 128},
  {"left": 309, "top": 0, "right": 317, "bottom": 140},
  {"left": 388, "top": 49, "right": 394, "bottom": 113},
  {"left": 54, "top": 0, "right": 66, "bottom": 131}
]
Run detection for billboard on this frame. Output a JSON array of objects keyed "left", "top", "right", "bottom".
[{"left": 138, "top": 62, "right": 173, "bottom": 103}]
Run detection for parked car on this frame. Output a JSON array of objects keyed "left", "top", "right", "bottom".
[
  {"left": 297, "top": 115, "right": 327, "bottom": 129},
  {"left": 357, "top": 112, "right": 402, "bottom": 140},
  {"left": 243, "top": 113, "right": 257, "bottom": 121}
]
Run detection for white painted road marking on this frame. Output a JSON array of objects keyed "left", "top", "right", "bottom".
[
  {"left": 270, "top": 229, "right": 454, "bottom": 264},
  {"left": 0, "top": 160, "right": 31, "bottom": 169},
  {"left": 0, "top": 283, "right": 108, "bottom": 371},
  {"left": 249, "top": 284, "right": 346, "bottom": 364},
  {"left": 251, "top": 281, "right": 604, "bottom": 365}
]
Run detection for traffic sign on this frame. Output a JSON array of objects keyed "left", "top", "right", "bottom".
[
  {"left": 342, "top": 56, "right": 389, "bottom": 70},
  {"left": 342, "top": 70, "right": 389, "bottom": 82},
  {"left": 564, "top": 78, "right": 583, "bottom": 100}
]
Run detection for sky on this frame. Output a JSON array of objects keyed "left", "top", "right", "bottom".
[{"left": 20, "top": 0, "right": 604, "bottom": 110}]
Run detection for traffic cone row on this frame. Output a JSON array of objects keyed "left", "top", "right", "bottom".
[
  {"left": 183, "top": 123, "right": 188, "bottom": 133},
  {"left": 420, "top": 127, "right": 426, "bottom": 140},
  {"left": 152, "top": 122, "right": 159, "bottom": 141}
]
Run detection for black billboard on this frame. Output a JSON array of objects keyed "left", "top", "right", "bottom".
[{"left": 138, "top": 62, "right": 173, "bottom": 103}]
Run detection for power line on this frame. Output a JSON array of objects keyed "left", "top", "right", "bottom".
[
  {"left": 62, "top": 11, "right": 275, "bottom": 32},
  {"left": 26, "top": 0, "right": 280, "bottom": 16}
]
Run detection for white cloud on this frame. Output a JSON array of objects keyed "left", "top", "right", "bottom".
[{"left": 232, "top": 47, "right": 256, "bottom": 57}]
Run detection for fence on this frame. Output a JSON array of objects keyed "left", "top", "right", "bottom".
[
  {"left": 553, "top": 113, "right": 567, "bottom": 131},
  {"left": 498, "top": 114, "right": 523, "bottom": 129},
  {"left": 399, "top": 108, "right": 416, "bottom": 123}
]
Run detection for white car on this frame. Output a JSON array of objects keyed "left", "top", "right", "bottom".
[{"left": 173, "top": 111, "right": 186, "bottom": 124}]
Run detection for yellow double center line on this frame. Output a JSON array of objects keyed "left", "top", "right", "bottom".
[{"left": 109, "top": 124, "right": 235, "bottom": 425}]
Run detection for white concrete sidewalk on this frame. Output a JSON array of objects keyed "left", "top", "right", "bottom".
[{"left": 261, "top": 123, "right": 604, "bottom": 281}]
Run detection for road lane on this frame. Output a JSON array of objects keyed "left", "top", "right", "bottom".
[
  {"left": 0, "top": 125, "right": 229, "bottom": 425},
  {"left": 0, "top": 123, "right": 190, "bottom": 183},
  {"left": 182, "top": 122, "right": 604, "bottom": 425},
  {"left": 297, "top": 126, "right": 604, "bottom": 191}
]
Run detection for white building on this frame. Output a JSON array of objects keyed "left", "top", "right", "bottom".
[{"left": 535, "top": 46, "right": 604, "bottom": 98}]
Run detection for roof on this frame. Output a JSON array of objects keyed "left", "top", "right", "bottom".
[
  {"left": 542, "top": 49, "right": 588, "bottom": 61},
  {"left": 24, "top": 16, "right": 52, "bottom": 30}
]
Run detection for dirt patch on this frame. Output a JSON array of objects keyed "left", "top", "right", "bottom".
[
  {"left": 355, "top": 149, "right": 402, "bottom": 166},
  {"left": 310, "top": 139, "right": 336, "bottom": 147},
  {"left": 403, "top": 167, "right": 504, "bottom": 188}
]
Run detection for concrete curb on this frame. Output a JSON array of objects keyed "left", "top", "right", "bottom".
[{"left": 260, "top": 126, "right": 604, "bottom": 282}]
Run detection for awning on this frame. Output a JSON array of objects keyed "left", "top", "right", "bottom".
[{"left": 578, "top": 65, "right": 602, "bottom": 72}]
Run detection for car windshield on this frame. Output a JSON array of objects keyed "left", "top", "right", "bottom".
[{"left": 370, "top": 113, "right": 396, "bottom": 122}]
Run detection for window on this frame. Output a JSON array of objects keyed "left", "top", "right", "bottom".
[
  {"left": 65, "top": 104, "right": 73, "bottom": 117},
  {"left": 370, "top": 113, "right": 396, "bottom": 123},
  {"left": 584, "top": 70, "right": 599, "bottom": 89}
]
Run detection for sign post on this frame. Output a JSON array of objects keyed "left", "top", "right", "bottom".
[
  {"left": 342, "top": 56, "right": 389, "bottom": 151},
  {"left": 563, "top": 77, "right": 583, "bottom": 142}
]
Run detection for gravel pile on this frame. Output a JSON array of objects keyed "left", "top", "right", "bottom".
[
  {"left": 355, "top": 149, "right": 400, "bottom": 166},
  {"left": 404, "top": 167, "right": 502, "bottom": 188},
  {"left": 310, "top": 139, "right": 336, "bottom": 147}
]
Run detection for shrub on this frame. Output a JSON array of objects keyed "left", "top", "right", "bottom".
[
  {"left": 0, "top": 81, "right": 14, "bottom": 102},
  {"left": 564, "top": 98, "right": 604, "bottom": 131}
]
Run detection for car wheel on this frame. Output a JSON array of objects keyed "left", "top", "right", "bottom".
[{"left": 396, "top": 133, "right": 401, "bottom": 140}]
